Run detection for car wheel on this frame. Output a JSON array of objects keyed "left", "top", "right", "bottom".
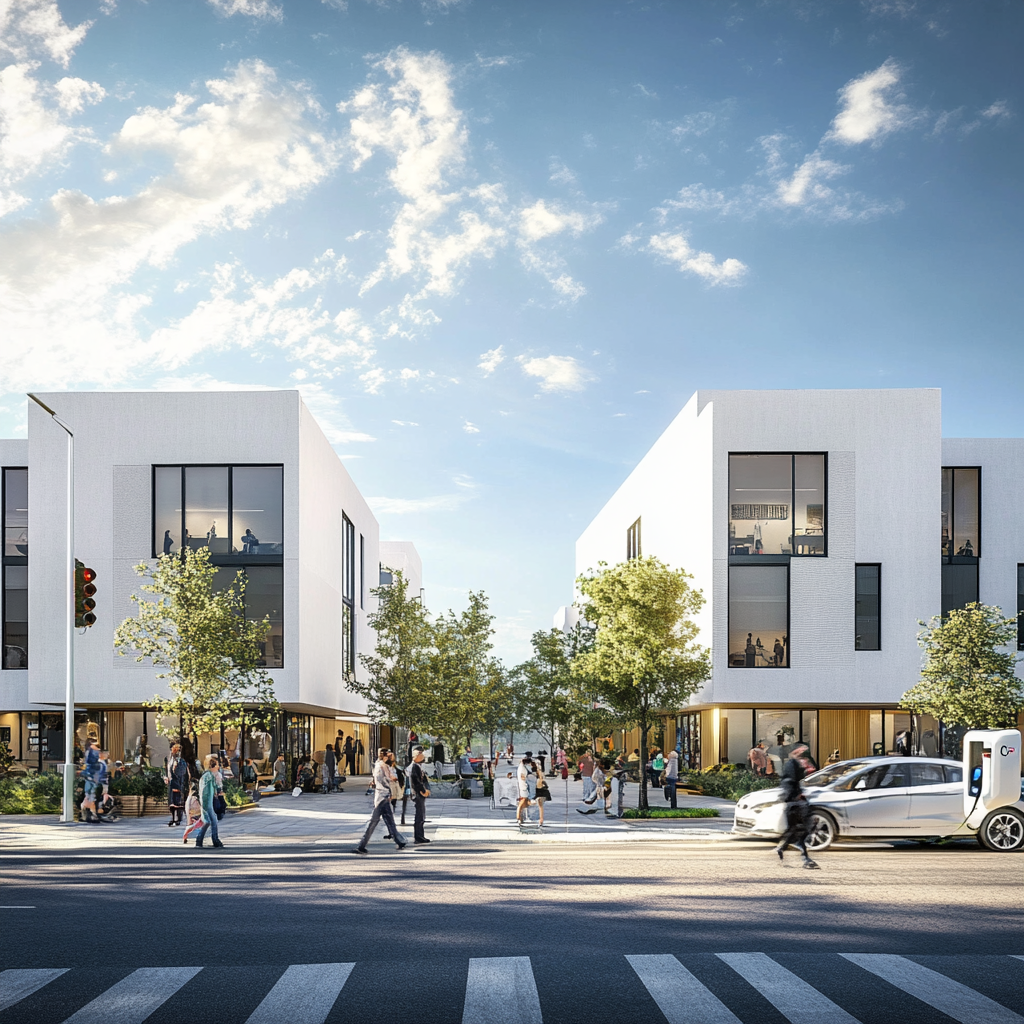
[
  {"left": 805, "top": 810, "right": 837, "bottom": 851},
  {"left": 979, "top": 809, "right": 1024, "bottom": 852}
]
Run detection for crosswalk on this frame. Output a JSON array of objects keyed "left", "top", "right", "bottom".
[{"left": 0, "top": 953, "right": 1021, "bottom": 1024}]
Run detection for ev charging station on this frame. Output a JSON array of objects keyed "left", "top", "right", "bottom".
[{"left": 963, "top": 729, "right": 1021, "bottom": 830}]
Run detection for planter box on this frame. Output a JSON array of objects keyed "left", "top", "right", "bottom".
[
  {"left": 117, "top": 795, "right": 145, "bottom": 818},
  {"left": 142, "top": 797, "right": 169, "bottom": 816}
]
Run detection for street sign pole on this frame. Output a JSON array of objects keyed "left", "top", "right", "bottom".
[{"left": 27, "top": 395, "right": 75, "bottom": 824}]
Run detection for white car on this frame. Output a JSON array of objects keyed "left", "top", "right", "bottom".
[{"left": 733, "top": 756, "right": 1024, "bottom": 852}]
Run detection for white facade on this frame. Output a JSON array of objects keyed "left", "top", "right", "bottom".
[
  {"left": 1, "top": 391, "right": 419, "bottom": 729},
  {"left": 576, "top": 389, "right": 1024, "bottom": 744}
]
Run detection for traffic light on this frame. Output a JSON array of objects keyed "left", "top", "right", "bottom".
[{"left": 75, "top": 559, "right": 97, "bottom": 628}]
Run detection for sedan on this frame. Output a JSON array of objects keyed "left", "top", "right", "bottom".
[{"left": 733, "top": 756, "right": 1024, "bottom": 852}]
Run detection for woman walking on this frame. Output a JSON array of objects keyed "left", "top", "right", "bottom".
[
  {"left": 166, "top": 743, "right": 188, "bottom": 826},
  {"left": 194, "top": 754, "right": 225, "bottom": 849},
  {"left": 353, "top": 748, "right": 406, "bottom": 855},
  {"left": 534, "top": 769, "right": 551, "bottom": 826}
]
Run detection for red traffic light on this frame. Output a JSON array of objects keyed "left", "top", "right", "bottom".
[
  {"left": 74, "top": 560, "right": 98, "bottom": 628},
  {"left": 82, "top": 567, "right": 96, "bottom": 584}
]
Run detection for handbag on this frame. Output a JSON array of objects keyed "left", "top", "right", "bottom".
[
  {"left": 213, "top": 793, "right": 227, "bottom": 820},
  {"left": 388, "top": 779, "right": 402, "bottom": 801}
]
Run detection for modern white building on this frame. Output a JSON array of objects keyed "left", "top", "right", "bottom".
[
  {"left": 0, "top": 390, "right": 420, "bottom": 774},
  {"left": 574, "top": 388, "right": 1024, "bottom": 772}
]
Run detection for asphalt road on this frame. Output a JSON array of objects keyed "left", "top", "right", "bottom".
[{"left": 1, "top": 840, "right": 1021, "bottom": 1023}]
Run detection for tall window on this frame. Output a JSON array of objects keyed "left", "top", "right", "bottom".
[
  {"left": 729, "top": 453, "right": 826, "bottom": 556},
  {"left": 855, "top": 564, "right": 881, "bottom": 651},
  {"left": 728, "top": 564, "right": 788, "bottom": 668},
  {"left": 153, "top": 465, "right": 283, "bottom": 667},
  {"left": 342, "top": 514, "right": 355, "bottom": 678},
  {"left": 941, "top": 467, "right": 980, "bottom": 558},
  {"left": 359, "top": 534, "right": 365, "bottom": 609},
  {"left": 3, "top": 468, "right": 28, "bottom": 669},
  {"left": 1018, "top": 566, "right": 1024, "bottom": 651},
  {"left": 626, "top": 517, "right": 641, "bottom": 560}
]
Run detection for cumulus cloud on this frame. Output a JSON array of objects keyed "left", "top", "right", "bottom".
[
  {"left": 478, "top": 345, "right": 504, "bottom": 374},
  {"left": 208, "top": 0, "right": 283, "bottom": 20},
  {"left": 517, "top": 354, "right": 595, "bottom": 393},
  {"left": 0, "top": 59, "right": 339, "bottom": 390},
  {"left": 518, "top": 199, "right": 599, "bottom": 242},
  {"left": 0, "top": 0, "right": 92, "bottom": 68},
  {"left": 647, "top": 232, "right": 747, "bottom": 285},
  {"left": 825, "top": 59, "right": 916, "bottom": 146},
  {"left": 462, "top": 420, "right": 479, "bottom": 433}
]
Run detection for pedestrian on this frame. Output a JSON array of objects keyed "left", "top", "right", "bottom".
[
  {"left": 554, "top": 747, "right": 568, "bottom": 773},
  {"left": 433, "top": 739, "right": 446, "bottom": 766},
  {"left": 748, "top": 742, "right": 768, "bottom": 778},
  {"left": 79, "top": 738, "right": 101, "bottom": 824},
  {"left": 537, "top": 750, "right": 547, "bottom": 774},
  {"left": 775, "top": 743, "right": 818, "bottom": 869},
  {"left": 578, "top": 759, "right": 606, "bottom": 814},
  {"left": 353, "top": 748, "right": 407, "bottom": 854},
  {"left": 399, "top": 758, "right": 411, "bottom": 826},
  {"left": 166, "top": 743, "right": 188, "bottom": 825},
  {"left": 384, "top": 751, "right": 404, "bottom": 837},
  {"left": 323, "top": 744, "right": 336, "bottom": 794},
  {"left": 534, "top": 768, "right": 550, "bottom": 826},
  {"left": 650, "top": 748, "right": 665, "bottom": 789},
  {"left": 579, "top": 749, "right": 595, "bottom": 800},
  {"left": 194, "top": 755, "right": 225, "bottom": 849},
  {"left": 344, "top": 736, "right": 355, "bottom": 775},
  {"left": 665, "top": 749, "right": 679, "bottom": 809},
  {"left": 355, "top": 737, "right": 365, "bottom": 771},
  {"left": 409, "top": 745, "right": 431, "bottom": 844},
  {"left": 272, "top": 753, "right": 286, "bottom": 790},
  {"left": 516, "top": 754, "right": 534, "bottom": 824}
]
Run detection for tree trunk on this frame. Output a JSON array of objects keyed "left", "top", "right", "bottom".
[{"left": 638, "top": 712, "right": 650, "bottom": 811}]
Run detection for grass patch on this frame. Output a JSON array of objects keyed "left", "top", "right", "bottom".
[{"left": 622, "top": 807, "right": 719, "bottom": 819}]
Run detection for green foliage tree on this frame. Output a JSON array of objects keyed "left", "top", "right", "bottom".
[
  {"left": 901, "top": 603, "right": 1024, "bottom": 729},
  {"left": 114, "top": 548, "right": 279, "bottom": 761},
  {"left": 353, "top": 569, "right": 433, "bottom": 731},
  {"left": 575, "top": 557, "right": 711, "bottom": 809}
]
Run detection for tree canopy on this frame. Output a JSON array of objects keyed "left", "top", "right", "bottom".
[{"left": 901, "top": 602, "right": 1024, "bottom": 729}]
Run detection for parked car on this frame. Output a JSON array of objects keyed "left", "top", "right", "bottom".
[{"left": 733, "top": 756, "right": 1024, "bottom": 852}]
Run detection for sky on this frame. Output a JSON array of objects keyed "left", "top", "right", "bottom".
[{"left": 0, "top": 0, "right": 1022, "bottom": 665}]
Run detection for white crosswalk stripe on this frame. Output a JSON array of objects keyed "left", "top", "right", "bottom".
[
  {"left": 0, "top": 969, "right": 68, "bottom": 1013},
  {"left": 244, "top": 963, "right": 355, "bottom": 1024},
  {"left": 462, "top": 956, "right": 543, "bottom": 1024},
  {"left": 627, "top": 954, "right": 741, "bottom": 1024},
  {"left": 841, "top": 953, "right": 1024, "bottom": 1024},
  {"left": 716, "top": 952, "right": 861, "bottom": 1024},
  {"left": 60, "top": 967, "right": 202, "bottom": 1024}
]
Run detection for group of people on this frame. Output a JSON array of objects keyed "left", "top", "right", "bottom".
[
  {"left": 166, "top": 744, "right": 227, "bottom": 848},
  {"left": 78, "top": 739, "right": 117, "bottom": 823},
  {"left": 354, "top": 745, "right": 433, "bottom": 854}
]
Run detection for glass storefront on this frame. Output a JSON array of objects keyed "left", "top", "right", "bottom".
[
  {"left": 676, "top": 712, "right": 700, "bottom": 770},
  {"left": 755, "top": 709, "right": 800, "bottom": 775}
]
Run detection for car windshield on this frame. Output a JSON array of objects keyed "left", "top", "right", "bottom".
[{"left": 802, "top": 761, "right": 871, "bottom": 788}]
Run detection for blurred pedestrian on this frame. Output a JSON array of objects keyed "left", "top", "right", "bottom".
[
  {"left": 79, "top": 738, "right": 101, "bottom": 824},
  {"left": 748, "top": 742, "right": 768, "bottom": 777},
  {"left": 665, "top": 749, "right": 679, "bottom": 809},
  {"left": 323, "top": 744, "right": 337, "bottom": 794},
  {"left": 410, "top": 745, "right": 431, "bottom": 844},
  {"left": 534, "top": 768, "right": 551, "bottom": 826},
  {"left": 166, "top": 743, "right": 188, "bottom": 826},
  {"left": 194, "top": 755, "right": 225, "bottom": 849},
  {"left": 272, "top": 753, "right": 286, "bottom": 790},
  {"left": 775, "top": 743, "right": 818, "bottom": 869},
  {"left": 580, "top": 749, "right": 595, "bottom": 800},
  {"left": 516, "top": 754, "right": 535, "bottom": 824},
  {"left": 344, "top": 736, "right": 355, "bottom": 775},
  {"left": 354, "top": 748, "right": 406, "bottom": 854}
]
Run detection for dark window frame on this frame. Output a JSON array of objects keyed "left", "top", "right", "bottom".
[
  {"left": 342, "top": 514, "right": 356, "bottom": 678},
  {"left": 727, "top": 562, "right": 790, "bottom": 669},
  {"left": 1018, "top": 565, "right": 1024, "bottom": 651},
  {"left": 626, "top": 517, "right": 642, "bottom": 560},
  {"left": 728, "top": 452, "right": 828, "bottom": 559},
  {"left": 855, "top": 563, "right": 882, "bottom": 651},
  {"left": 2, "top": 467, "right": 28, "bottom": 671},
  {"left": 941, "top": 466, "right": 982, "bottom": 559},
  {"left": 359, "top": 534, "right": 365, "bottom": 610}
]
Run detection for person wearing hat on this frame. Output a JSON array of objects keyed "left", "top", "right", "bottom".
[{"left": 775, "top": 743, "right": 819, "bottom": 869}]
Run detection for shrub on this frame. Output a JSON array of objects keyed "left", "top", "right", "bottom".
[
  {"left": 222, "top": 779, "right": 250, "bottom": 807},
  {"left": 0, "top": 773, "right": 64, "bottom": 815},
  {"left": 622, "top": 807, "right": 719, "bottom": 819},
  {"left": 110, "top": 770, "right": 166, "bottom": 798},
  {"left": 684, "top": 769, "right": 778, "bottom": 802}
]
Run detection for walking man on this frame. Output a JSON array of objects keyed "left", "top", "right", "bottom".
[
  {"left": 775, "top": 743, "right": 818, "bottom": 869},
  {"left": 354, "top": 748, "right": 407, "bottom": 855},
  {"left": 409, "top": 745, "right": 431, "bottom": 845},
  {"left": 579, "top": 749, "right": 595, "bottom": 801}
]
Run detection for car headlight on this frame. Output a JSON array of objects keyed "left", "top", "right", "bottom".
[{"left": 752, "top": 800, "right": 784, "bottom": 814}]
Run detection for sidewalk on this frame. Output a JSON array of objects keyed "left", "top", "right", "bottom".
[{"left": 0, "top": 774, "right": 741, "bottom": 849}]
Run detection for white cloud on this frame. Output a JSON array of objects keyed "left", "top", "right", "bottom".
[
  {"left": 825, "top": 58, "right": 915, "bottom": 146},
  {"left": 517, "top": 354, "right": 595, "bottom": 393},
  {"left": 518, "top": 199, "right": 600, "bottom": 242},
  {"left": 0, "top": 0, "right": 92, "bottom": 68},
  {"left": 367, "top": 493, "right": 469, "bottom": 515},
  {"left": 774, "top": 149, "right": 849, "bottom": 208},
  {"left": 462, "top": 420, "right": 479, "bottom": 433},
  {"left": 53, "top": 76, "right": 106, "bottom": 114},
  {"left": 0, "top": 59, "right": 339, "bottom": 390},
  {"left": 980, "top": 100, "right": 1011, "bottom": 121},
  {"left": 647, "top": 232, "right": 747, "bottom": 285},
  {"left": 391, "top": 419, "right": 419, "bottom": 426},
  {"left": 208, "top": 0, "right": 283, "bottom": 21},
  {"left": 478, "top": 344, "right": 504, "bottom": 374}
]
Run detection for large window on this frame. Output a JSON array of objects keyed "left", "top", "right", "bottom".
[
  {"left": 154, "top": 465, "right": 283, "bottom": 667},
  {"left": 941, "top": 467, "right": 980, "bottom": 558},
  {"left": 3, "top": 468, "right": 28, "bottom": 669},
  {"left": 627, "top": 517, "right": 642, "bottom": 560},
  {"left": 728, "top": 564, "right": 788, "bottom": 668},
  {"left": 942, "top": 562, "right": 978, "bottom": 618},
  {"left": 342, "top": 514, "right": 355, "bottom": 679},
  {"left": 729, "top": 454, "right": 825, "bottom": 557},
  {"left": 855, "top": 564, "right": 881, "bottom": 651}
]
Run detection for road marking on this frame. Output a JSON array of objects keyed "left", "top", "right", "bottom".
[
  {"left": 463, "top": 957, "right": 543, "bottom": 1024},
  {"left": 0, "top": 969, "right": 67, "bottom": 1013},
  {"left": 0, "top": 906, "right": 35, "bottom": 908},
  {"left": 841, "top": 953, "right": 1024, "bottom": 1024},
  {"left": 716, "top": 953, "right": 860, "bottom": 1024},
  {"left": 60, "top": 966, "right": 202, "bottom": 1024},
  {"left": 626, "top": 954, "right": 741, "bottom": 1024},
  {"left": 244, "top": 963, "right": 354, "bottom": 1024}
]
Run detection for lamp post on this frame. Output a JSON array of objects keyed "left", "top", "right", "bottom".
[{"left": 27, "top": 394, "right": 76, "bottom": 824}]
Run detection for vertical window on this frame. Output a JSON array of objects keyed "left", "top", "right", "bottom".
[
  {"left": 244, "top": 567, "right": 283, "bottom": 669},
  {"left": 941, "top": 467, "right": 980, "bottom": 557},
  {"left": 942, "top": 563, "right": 978, "bottom": 618},
  {"left": 626, "top": 517, "right": 641, "bottom": 560},
  {"left": 855, "top": 564, "right": 881, "bottom": 651},
  {"left": 154, "top": 467, "right": 182, "bottom": 556},
  {"left": 729, "top": 454, "right": 826, "bottom": 557},
  {"left": 359, "top": 534, "right": 365, "bottom": 609},
  {"left": 728, "top": 564, "right": 789, "bottom": 668},
  {"left": 231, "top": 466, "right": 283, "bottom": 554},
  {"left": 1017, "top": 566, "right": 1024, "bottom": 651},
  {"left": 342, "top": 515, "right": 355, "bottom": 678},
  {"left": 184, "top": 466, "right": 229, "bottom": 553},
  {"left": 3, "top": 468, "right": 28, "bottom": 669}
]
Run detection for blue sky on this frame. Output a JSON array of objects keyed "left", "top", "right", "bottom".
[{"left": 0, "top": 0, "right": 1021, "bottom": 663}]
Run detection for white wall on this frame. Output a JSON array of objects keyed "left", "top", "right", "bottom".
[{"left": 379, "top": 540, "right": 423, "bottom": 598}]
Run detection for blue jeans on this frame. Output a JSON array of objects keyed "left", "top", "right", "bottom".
[
  {"left": 582, "top": 777, "right": 595, "bottom": 800},
  {"left": 358, "top": 798, "right": 405, "bottom": 849},
  {"left": 196, "top": 815, "right": 220, "bottom": 845}
]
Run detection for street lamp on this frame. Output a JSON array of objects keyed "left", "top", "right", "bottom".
[{"left": 27, "top": 394, "right": 76, "bottom": 824}]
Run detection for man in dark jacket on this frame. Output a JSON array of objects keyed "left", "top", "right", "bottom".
[
  {"left": 409, "top": 746, "right": 431, "bottom": 845},
  {"left": 323, "top": 744, "right": 337, "bottom": 793},
  {"left": 775, "top": 744, "right": 819, "bottom": 869}
]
